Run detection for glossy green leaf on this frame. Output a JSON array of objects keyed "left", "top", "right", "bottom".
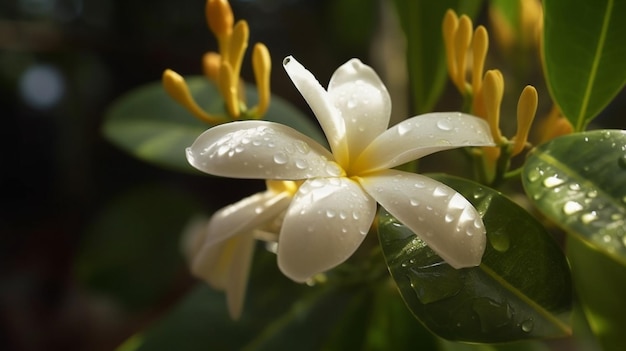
[
  {"left": 378, "top": 175, "right": 572, "bottom": 343},
  {"left": 568, "top": 237, "right": 626, "bottom": 351},
  {"left": 393, "top": 0, "right": 483, "bottom": 115},
  {"left": 522, "top": 130, "right": 626, "bottom": 265},
  {"left": 103, "top": 77, "right": 324, "bottom": 173},
  {"left": 76, "top": 184, "right": 200, "bottom": 311},
  {"left": 543, "top": 0, "right": 626, "bottom": 131},
  {"left": 120, "top": 251, "right": 436, "bottom": 351}
]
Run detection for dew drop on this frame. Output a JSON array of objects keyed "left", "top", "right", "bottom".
[
  {"left": 563, "top": 201, "right": 583, "bottom": 215},
  {"left": 581, "top": 211, "right": 598, "bottom": 224},
  {"left": 352, "top": 211, "right": 361, "bottom": 220},
  {"left": 398, "top": 123, "right": 411, "bottom": 136},
  {"left": 325, "top": 163, "right": 343, "bottom": 176},
  {"left": 414, "top": 181, "right": 425, "bottom": 188},
  {"left": 326, "top": 209, "right": 336, "bottom": 218},
  {"left": 339, "top": 211, "right": 348, "bottom": 220},
  {"left": 347, "top": 97, "right": 357, "bottom": 109},
  {"left": 294, "top": 140, "right": 310, "bottom": 154},
  {"left": 409, "top": 198, "right": 420, "bottom": 207},
  {"left": 433, "top": 186, "right": 449, "bottom": 197},
  {"left": 527, "top": 168, "right": 540, "bottom": 182},
  {"left": 254, "top": 206, "right": 263, "bottom": 214},
  {"left": 295, "top": 158, "right": 308, "bottom": 170},
  {"left": 587, "top": 190, "right": 598, "bottom": 198},
  {"left": 568, "top": 183, "right": 581, "bottom": 191},
  {"left": 543, "top": 175, "right": 565, "bottom": 188},
  {"left": 273, "top": 151, "right": 288, "bottom": 164},
  {"left": 521, "top": 319, "right": 534, "bottom": 333},
  {"left": 445, "top": 214, "right": 454, "bottom": 223},
  {"left": 436, "top": 119, "right": 453, "bottom": 131}
]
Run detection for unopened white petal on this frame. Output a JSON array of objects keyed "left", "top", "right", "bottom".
[
  {"left": 186, "top": 120, "right": 338, "bottom": 179},
  {"left": 353, "top": 112, "right": 494, "bottom": 174},
  {"left": 202, "top": 189, "right": 293, "bottom": 249},
  {"left": 277, "top": 177, "right": 376, "bottom": 282},
  {"left": 283, "top": 56, "right": 349, "bottom": 166},
  {"left": 224, "top": 232, "right": 256, "bottom": 320},
  {"left": 359, "top": 170, "right": 486, "bottom": 268},
  {"left": 328, "top": 59, "right": 391, "bottom": 159},
  {"left": 190, "top": 189, "right": 291, "bottom": 287},
  {"left": 190, "top": 233, "right": 255, "bottom": 320}
]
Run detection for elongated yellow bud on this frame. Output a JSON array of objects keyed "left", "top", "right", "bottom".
[
  {"left": 202, "top": 52, "right": 222, "bottom": 82},
  {"left": 454, "top": 15, "right": 473, "bottom": 93},
  {"left": 206, "top": 0, "right": 233, "bottom": 38},
  {"left": 218, "top": 61, "right": 240, "bottom": 118},
  {"left": 162, "top": 69, "right": 225, "bottom": 124},
  {"left": 443, "top": 10, "right": 459, "bottom": 84},
  {"left": 472, "top": 26, "right": 488, "bottom": 97},
  {"left": 252, "top": 43, "right": 271, "bottom": 118},
  {"left": 228, "top": 20, "right": 249, "bottom": 79},
  {"left": 512, "top": 85, "right": 538, "bottom": 156},
  {"left": 482, "top": 69, "right": 504, "bottom": 142}
]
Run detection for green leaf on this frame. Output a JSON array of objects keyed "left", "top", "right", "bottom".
[
  {"left": 567, "top": 237, "right": 626, "bottom": 351},
  {"left": 377, "top": 175, "right": 572, "bottom": 343},
  {"left": 393, "top": 0, "right": 483, "bottom": 115},
  {"left": 103, "top": 77, "right": 325, "bottom": 173},
  {"left": 522, "top": 130, "right": 626, "bottom": 265},
  {"left": 76, "top": 184, "right": 201, "bottom": 311},
  {"left": 542, "top": 0, "right": 626, "bottom": 131}
]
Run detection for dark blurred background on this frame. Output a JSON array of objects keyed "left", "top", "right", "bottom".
[{"left": 0, "top": 0, "right": 378, "bottom": 350}]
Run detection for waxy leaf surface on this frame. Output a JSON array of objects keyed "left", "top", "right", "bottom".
[
  {"left": 543, "top": 0, "right": 626, "bottom": 130},
  {"left": 393, "top": 0, "right": 483, "bottom": 115},
  {"left": 378, "top": 175, "right": 572, "bottom": 342},
  {"left": 523, "top": 130, "right": 626, "bottom": 265}
]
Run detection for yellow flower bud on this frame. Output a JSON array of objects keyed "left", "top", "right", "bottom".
[
  {"left": 202, "top": 52, "right": 222, "bottom": 82},
  {"left": 443, "top": 10, "right": 460, "bottom": 85},
  {"left": 471, "top": 26, "right": 488, "bottom": 98},
  {"left": 453, "top": 15, "right": 473, "bottom": 94},
  {"left": 252, "top": 43, "right": 271, "bottom": 118},
  {"left": 482, "top": 69, "right": 505, "bottom": 142},
  {"left": 218, "top": 61, "right": 240, "bottom": 118},
  {"left": 206, "top": 0, "right": 233, "bottom": 38},
  {"left": 227, "top": 20, "right": 249, "bottom": 79},
  {"left": 512, "top": 85, "right": 538, "bottom": 156},
  {"left": 162, "top": 69, "right": 225, "bottom": 124}
]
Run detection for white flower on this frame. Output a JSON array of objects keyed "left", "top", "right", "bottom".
[
  {"left": 186, "top": 56, "right": 495, "bottom": 283},
  {"left": 183, "top": 181, "right": 298, "bottom": 319}
]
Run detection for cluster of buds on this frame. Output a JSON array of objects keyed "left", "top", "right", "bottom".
[
  {"left": 443, "top": 9, "right": 540, "bottom": 183},
  {"left": 162, "top": 0, "right": 271, "bottom": 124}
]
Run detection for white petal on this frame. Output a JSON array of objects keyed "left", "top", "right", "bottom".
[
  {"left": 283, "top": 56, "right": 349, "bottom": 166},
  {"left": 224, "top": 232, "right": 255, "bottom": 319},
  {"left": 359, "top": 170, "right": 486, "bottom": 268},
  {"left": 328, "top": 59, "right": 391, "bottom": 159},
  {"left": 192, "top": 232, "right": 255, "bottom": 320},
  {"left": 352, "top": 112, "right": 494, "bottom": 174},
  {"left": 199, "top": 189, "right": 293, "bottom": 252},
  {"left": 186, "top": 120, "right": 340, "bottom": 179},
  {"left": 277, "top": 177, "right": 376, "bottom": 282}
]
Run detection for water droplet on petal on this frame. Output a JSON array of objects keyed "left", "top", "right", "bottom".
[
  {"left": 436, "top": 119, "right": 453, "bottom": 131},
  {"left": 409, "top": 198, "right": 420, "bottom": 207},
  {"left": 433, "top": 186, "right": 449, "bottom": 197},
  {"left": 326, "top": 209, "right": 336, "bottom": 218},
  {"left": 445, "top": 214, "right": 454, "bottom": 223},
  {"left": 273, "top": 151, "right": 288, "bottom": 164},
  {"left": 398, "top": 123, "right": 411, "bottom": 136},
  {"left": 295, "top": 158, "right": 308, "bottom": 169}
]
